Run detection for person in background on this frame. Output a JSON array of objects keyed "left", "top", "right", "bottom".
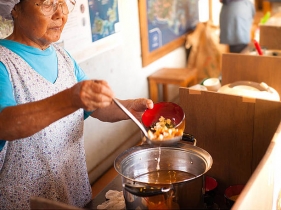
[
  {"left": 219, "top": 0, "right": 255, "bottom": 53},
  {"left": 0, "top": 0, "right": 153, "bottom": 209}
]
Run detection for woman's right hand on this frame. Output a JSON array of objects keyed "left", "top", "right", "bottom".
[
  {"left": 0, "top": 79, "right": 114, "bottom": 140},
  {"left": 70, "top": 80, "right": 114, "bottom": 111}
]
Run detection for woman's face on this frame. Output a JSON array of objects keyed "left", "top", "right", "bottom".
[{"left": 11, "top": 0, "right": 68, "bottom": 49}]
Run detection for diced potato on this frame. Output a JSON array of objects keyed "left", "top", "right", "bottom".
[{"left": 148, "top": 116, "right": 183, "bottom": 141}]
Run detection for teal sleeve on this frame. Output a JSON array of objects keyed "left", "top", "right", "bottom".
[
  {"left": 0, "top": 61, "right": 15, "bottom": 150},
  {"left": 0, "top": 140, "right": 5, "bottom": 150}
]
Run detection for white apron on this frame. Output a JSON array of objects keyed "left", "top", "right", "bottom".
[{"left": 0, "top": 45, "right": 92, "bottom": 209}]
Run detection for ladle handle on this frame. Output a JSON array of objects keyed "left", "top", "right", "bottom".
[{"left": 113, "top": 98, "right": 148, "bottom": 136}]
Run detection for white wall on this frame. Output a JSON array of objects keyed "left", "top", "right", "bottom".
[{"left": 79, "top": 0, "right": 188, "bottom": 184}]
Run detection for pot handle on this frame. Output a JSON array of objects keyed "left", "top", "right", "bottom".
[
  {"left": 181, "top": 133, "right": 197, "bottom": 146},
  {"left": 123, "top": 183, "right": 171, "bottom": 197}
]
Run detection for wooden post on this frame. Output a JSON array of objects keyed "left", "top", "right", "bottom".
[{"left": 209, "top": 0, "right": 213, "bottom": 23}]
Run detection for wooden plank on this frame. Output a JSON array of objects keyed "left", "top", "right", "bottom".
[
  {"left": 179, "top": 88, "right": 254, "bottom": 194},
  {"left": 91, "top": 166, "right": 118, "bottom": 198},
  {"left": 259, "top": 12, "right": 281, "bottom": 50},
  {"left": 260, "top": 25, "right": 281, "bottom": 50},
  {"left": 221, "top": 53, "right": 281, "bottom": 96},
  {"left": 30, "top": 197, "right": 82, "bottom": 210},
  {"left": 253, "top": 99, "right": 281, "bottom": 169}
]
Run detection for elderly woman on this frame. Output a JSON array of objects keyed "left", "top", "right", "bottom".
[{"left": 0, "top": 0, "right": 153, "bottom": 209}]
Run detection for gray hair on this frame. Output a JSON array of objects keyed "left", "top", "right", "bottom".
[{"left": 0, "top": 0, "right": 20, "bottom": 20}]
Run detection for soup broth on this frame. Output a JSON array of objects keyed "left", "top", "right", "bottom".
[{"left": 134, "top": 170, "right": 196, "bottom": 184}]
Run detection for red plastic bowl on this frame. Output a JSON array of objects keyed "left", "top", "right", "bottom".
[
  {"left": 141, "top": 102, "right": 185, "bottom": 130},
  {"left": 205, "top": 176, "right": 218, "bottom": 192},
  {"left": 204, "top": 176, "right": 218, "bottom": 207},
  {"left": 224, "top": 184, "right": 245, "bottom": 207}
]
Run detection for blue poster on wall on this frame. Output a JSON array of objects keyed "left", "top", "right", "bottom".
[
  {"left": 146, "top": 0, "right": 199, "bottom": 52},
  {"left": 88, "top": 0, "right": 119, "bottom": 42}
]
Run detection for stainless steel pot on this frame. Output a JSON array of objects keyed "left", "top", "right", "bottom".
[{"left": 114, "top": 142, "right": 213, "bottom": 209}]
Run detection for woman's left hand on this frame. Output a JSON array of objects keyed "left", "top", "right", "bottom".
[
  {"left": 126, "top": 98, "right": 154, "bottom": 121},
  {"left": 91, "top": 98, "right": 153, "bottom": 122}
]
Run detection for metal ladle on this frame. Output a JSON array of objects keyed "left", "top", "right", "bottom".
[{"left": 113, "top": 98, "right": 183, "bottom": 146}]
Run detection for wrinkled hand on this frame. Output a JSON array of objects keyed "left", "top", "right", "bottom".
[
  {"left": 126, "top": 98, "right": 154, "bottom": 121},
  {"left": 71, "top": 80, "right": 114, "bottom": 111}
]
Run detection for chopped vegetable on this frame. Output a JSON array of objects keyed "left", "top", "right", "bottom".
[{"left": 148, "top": 116, "right": 183, "bottom": 141}]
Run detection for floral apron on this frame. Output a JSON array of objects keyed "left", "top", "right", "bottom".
[{"left": 0, "top": 45, "right": 92, "bottom": 209}]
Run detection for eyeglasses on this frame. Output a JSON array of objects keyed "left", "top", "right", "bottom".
[{"left": 34, "top": 0, "right": 76, "bottom": 16}]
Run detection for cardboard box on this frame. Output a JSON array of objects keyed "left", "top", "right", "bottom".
[
  {"left": 179, "top": 53, "right": 281, "bottom": 196},
  {"left": 259, "top": 12, "right": 281, "bottom": 50}
]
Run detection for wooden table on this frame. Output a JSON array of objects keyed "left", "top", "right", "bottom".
[{"left": 147, "top": 67, "right": 197, "bottom": 102}]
